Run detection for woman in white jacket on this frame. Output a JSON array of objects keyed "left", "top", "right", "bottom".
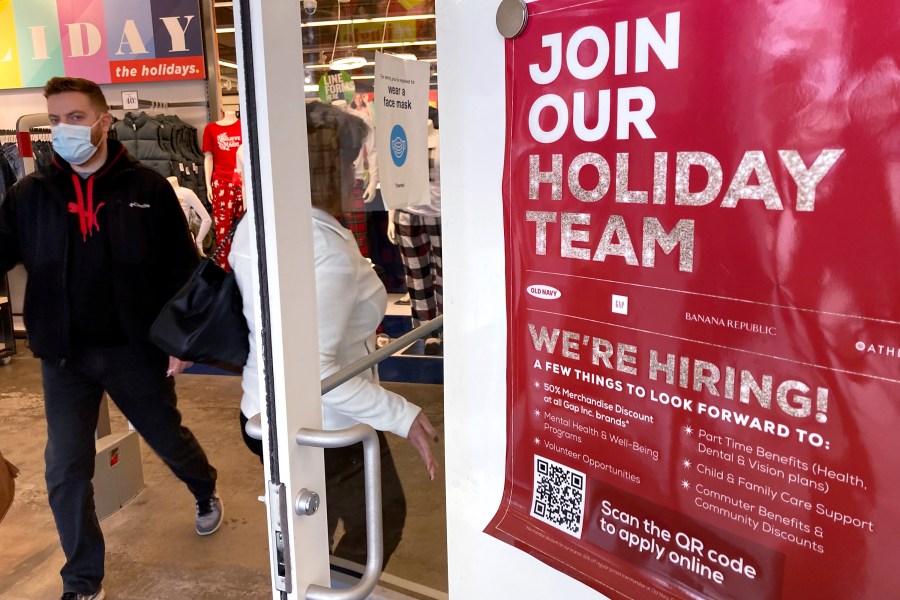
[{"left": 230, "top": 102, "right": 438, "bottom": 566}]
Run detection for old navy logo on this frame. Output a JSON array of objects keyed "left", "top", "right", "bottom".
[
  {"left": 129, "top": 202, "right": 150, "bottom": 209},
  {"left": 527, "top": 284, "right": 561, "bottom": 300}
]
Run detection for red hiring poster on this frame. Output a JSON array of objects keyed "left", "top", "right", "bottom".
[{"left": 486, "top": 1, "right": 900, "bottom": 598}]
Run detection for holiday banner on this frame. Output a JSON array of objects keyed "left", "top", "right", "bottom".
[
  {"left": 0, "top": 0, "right": 205, "bottom": 90},
  {"left": 486, "top": 1, "right": 900, "bottom": 598}
]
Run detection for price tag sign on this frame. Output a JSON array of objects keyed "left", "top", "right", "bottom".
[{"left": 121, "top": 91, "right": 139, "bottom": 110}]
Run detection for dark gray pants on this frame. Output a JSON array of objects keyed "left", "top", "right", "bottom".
[{"left": 42, "top": 343, "right": 217, "bottom": 595}]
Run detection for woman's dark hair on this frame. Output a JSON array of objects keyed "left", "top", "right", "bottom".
[{"left": 305, "top": 102, "right": 369, "bottom": 214}]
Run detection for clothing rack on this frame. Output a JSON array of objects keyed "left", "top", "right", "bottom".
[
  {"left": 108, "top": 98, "right": 210, "bottom": 111},
  {"left": 15, "top": 113, "right": 50, "bottom": 183},
  {"left": 0, "top": 126, "right": 13, "bottom": 359},
  {"left": 0, "top": 127, "right": 12, "bottom": 358},
  {"left": 0, "top": 115, "right": 46, "bottom": 361}
]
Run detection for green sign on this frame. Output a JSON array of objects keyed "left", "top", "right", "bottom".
[{"left": 318, "top": 70, "right": 356, "bottom": 104}]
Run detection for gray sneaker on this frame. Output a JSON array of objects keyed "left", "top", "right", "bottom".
[
  {"left": 60, "top": 588, "right": 105, "bottom": 600},
  {"left": 196, "top": 493, "right": 224, "bottom": 536}
]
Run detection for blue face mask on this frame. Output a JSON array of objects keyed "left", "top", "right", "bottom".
[{"left": 51, "top": 118, "right": 102, "bottom": 166}]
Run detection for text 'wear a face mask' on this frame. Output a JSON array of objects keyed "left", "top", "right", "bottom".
[{"left": 51, "top": 118, "right": 103, "bottom": 166}]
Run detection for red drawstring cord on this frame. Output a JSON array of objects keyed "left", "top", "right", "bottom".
[{"left": 68, "top": 174, "right": 105, "bottom": 241}]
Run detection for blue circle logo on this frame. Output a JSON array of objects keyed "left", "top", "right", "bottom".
[{"left": 390, "top": 124, "right": 408, "bottom": 167}]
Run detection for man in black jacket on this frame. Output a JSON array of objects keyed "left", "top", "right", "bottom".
[{"left": 0, "top": 77, "right": 221, "bottom": 600}]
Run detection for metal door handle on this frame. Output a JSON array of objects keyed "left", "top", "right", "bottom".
[
  {"left": 245, "top": 413, "right": 263, "bottom": 440},
  {"left": 296, "top": 424, "right": 383, "bottom": 600}
]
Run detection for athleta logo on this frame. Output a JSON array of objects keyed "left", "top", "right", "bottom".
[
  {"left": 856, "top": 341, "right": 899, "bottom": 359},
  {"left": 527, "top": 284, "right": 561, "bottom": 300}
]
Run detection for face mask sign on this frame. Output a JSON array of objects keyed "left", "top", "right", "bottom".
[{"left": 51, "top": 118, "right": 102, "bottom": 166}]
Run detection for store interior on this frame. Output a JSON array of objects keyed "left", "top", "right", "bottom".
[
  {"left": 0, "top": 0, "right": 446, "bottom": 598},
  {"left": 213, "top": 0, "right": 438, "bottom": 108}
]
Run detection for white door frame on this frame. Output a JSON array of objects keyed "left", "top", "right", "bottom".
[{"left": 233, "top": 1, "right": 331, "bottom": 598}]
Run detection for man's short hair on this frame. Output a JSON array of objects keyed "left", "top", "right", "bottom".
[{"left": 43, "top": 77, "right": 109, "bottom": 113}]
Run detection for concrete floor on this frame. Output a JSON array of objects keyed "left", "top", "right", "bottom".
[{"left": 0, "top": 349, "right": 447, "bottom": 599}]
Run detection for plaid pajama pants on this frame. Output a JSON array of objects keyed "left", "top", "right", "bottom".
[
  {"left": 342, "top": 179, "right": 369, "bottom": 257},
  {"left": 394, "top": 211, "right": 442, "bottom": 327},
  {"left": 210, "top": 174, "right": 244, "bottom": 270}
]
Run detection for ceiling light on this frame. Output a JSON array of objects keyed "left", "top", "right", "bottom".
[
  {"left": 307, "top": 60, "right": 375, "bottom": 71},
  {"left": 358, "top": 40, "right": 436, "bottom": 49},
  {"left": 218, "top": 60, "right": 238, "bottom": 69},
  {"left": 330, "top": 53, "right": 368, "bottom": 70},
  {"left": 304, "top": 84, "right": 319, "bottom": 93},
  {"left": 302, "top": 14, "right": 436, "bottom": 28},
  {"left": 351, "top": 75, "right": 375, "bottom": 80},
  {"left": 215, "top": 27, "right": 235, "bottom": 34}
]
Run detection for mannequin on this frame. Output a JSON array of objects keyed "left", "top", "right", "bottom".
[
  {"left": 168, "top": 176, "right": 212, "bottom": 256},
  {"left": 202, "top": 109, "right": 243, "bottom": 268},
  {"left": 388, "top": 116, "right": 442, "bottom": 352},
  {"left": 234, "top": 143, "right": 245, "bottom": 197},
  {"left": 333, "top": 98, "right": 378, "bottom": 256}
]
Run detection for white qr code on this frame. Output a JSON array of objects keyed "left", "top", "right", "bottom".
[{"left": 530, "top": 455, "right": 587, "bottom": 538}]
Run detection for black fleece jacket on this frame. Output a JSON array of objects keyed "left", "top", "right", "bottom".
[{"left": 0, "top": 139, "right": 199, "bottom": 362}]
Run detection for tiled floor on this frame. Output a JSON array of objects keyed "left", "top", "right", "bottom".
[{"left": 0, "top": 348, "right": 447, "bottom": 599}]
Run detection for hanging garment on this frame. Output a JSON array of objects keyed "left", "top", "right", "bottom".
[
  {"left": 2, "top": 143, "right": 24, "bottom": 181},
  {"left": 157, "top": 117, "right": 198, "bottom": 193},
  {"left": 0, "top": 149, "right": 15, "bottom": 198},
  {"left": 112, "top": 112, "right": 176, "bottom": 178},
  {"left": 33, "top": 140, "right": 55, "bottom": 174},
  {"left": 157, "top": 115, "right": 206, "bottom": 200},
  {"left": 163, "top": 115, "right": 208, "bottom": 204}
]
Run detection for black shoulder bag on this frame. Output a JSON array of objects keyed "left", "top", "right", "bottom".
[{"left": 149, "top": 216, "right": 250, "bottom": 373}]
